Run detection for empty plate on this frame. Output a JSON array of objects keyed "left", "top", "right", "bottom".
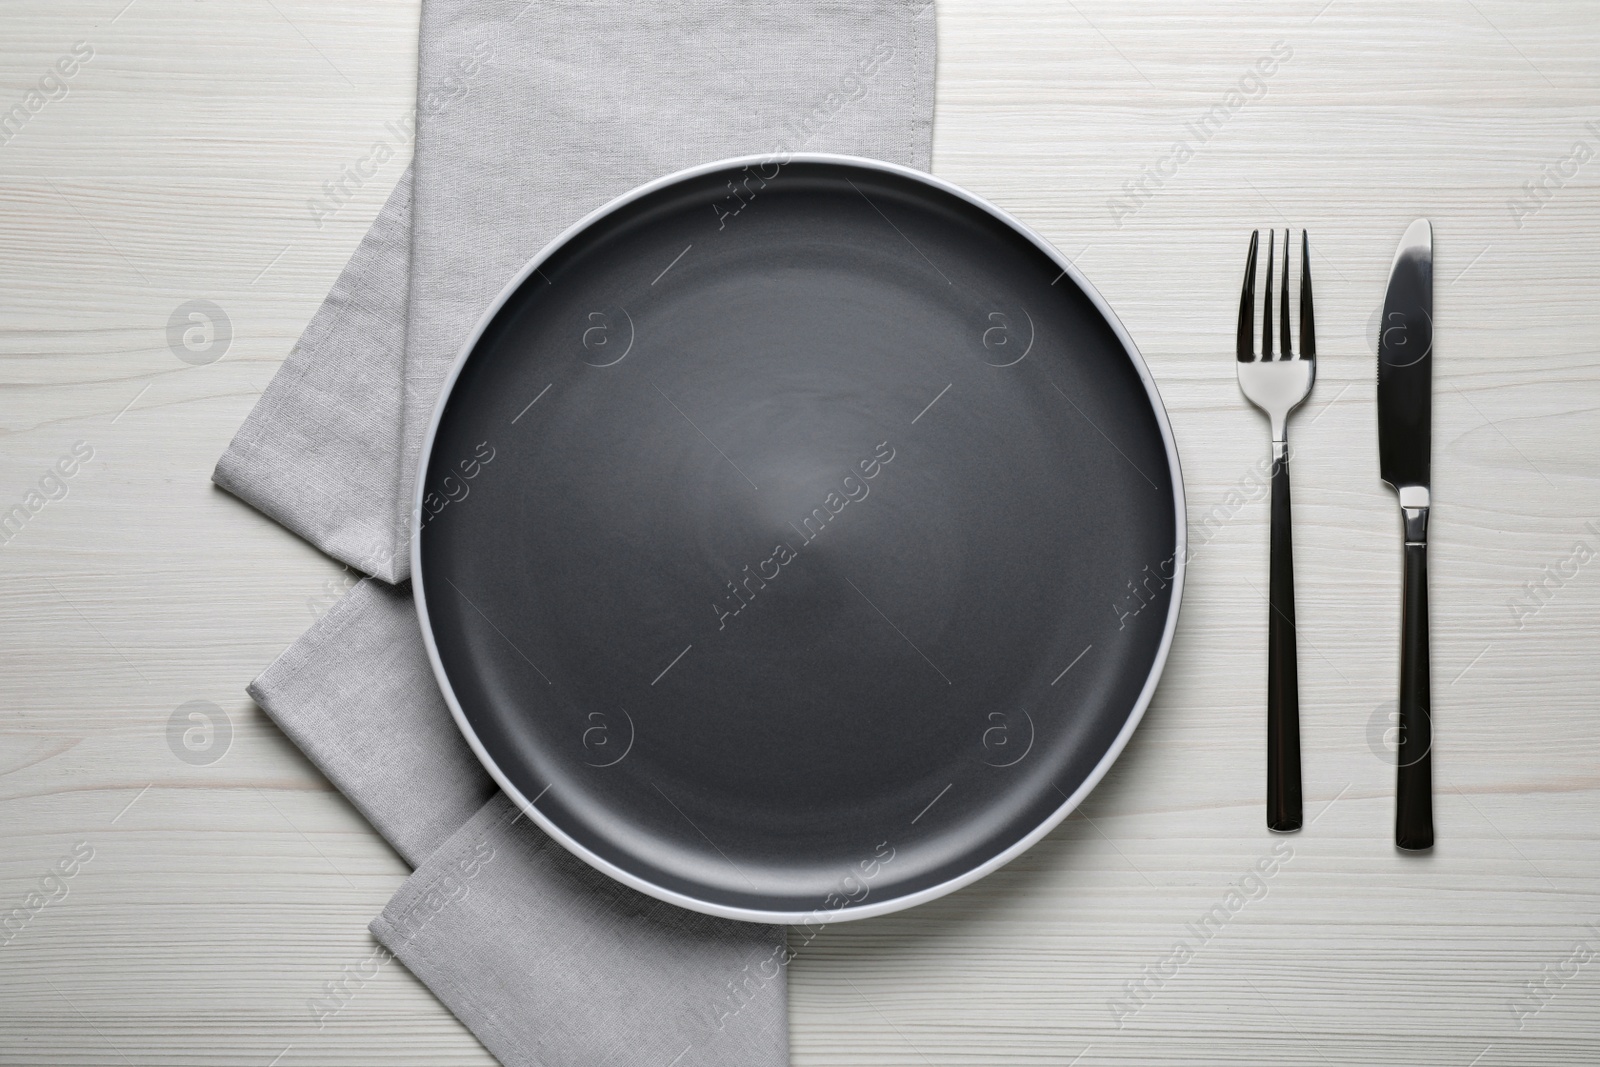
[{"left": 415, "top": 155, "right": 1184, "bottom": 922}]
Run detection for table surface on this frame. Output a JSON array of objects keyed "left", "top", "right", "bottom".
[{"left": 4, "top": 1, "right": 1599, "bottom": 1064}]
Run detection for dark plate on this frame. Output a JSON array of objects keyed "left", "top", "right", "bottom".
[{"left": 415, "top": 156, "right": 1184, "bottom": 922}]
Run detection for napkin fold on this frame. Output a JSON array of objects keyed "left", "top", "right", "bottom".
[
  {"left": 221, "top": 1, "right": 936, "bottom": 1062},
  {"left": 249, "top": 579, "right": 490, "bottom": 869},
  {"left": 214, "top": 171, "right": 411, "bottom": 580},
  {"left": 371, "top": 794, "right": 787, "bottom": 1067}
]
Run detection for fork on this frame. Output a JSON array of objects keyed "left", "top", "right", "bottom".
[{"left": 1236, "top": 228, "right": 1315, "bottom": 833}]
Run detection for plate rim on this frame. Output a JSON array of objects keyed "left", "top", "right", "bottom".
[{"left": 412, "top": 152, "right": 1187, "bottom": 923}]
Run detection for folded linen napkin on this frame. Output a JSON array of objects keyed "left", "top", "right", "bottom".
[{"left": 222, "top": 2, "right": 936, "bottom": 1063}]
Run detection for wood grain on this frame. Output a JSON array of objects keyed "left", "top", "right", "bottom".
[{"left": 3, "top": 1, "right": 1599, "bottom": 1063}]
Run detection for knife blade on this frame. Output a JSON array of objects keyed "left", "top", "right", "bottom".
[
  {"left": 1377, "top": 218, "right": 1434, "bottom": 851},
  {"left": 1378, "top": 219, "right": 1433, "bottom": 493}
]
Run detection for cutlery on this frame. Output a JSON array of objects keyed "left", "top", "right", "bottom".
[
  {"left": 1237, "top": 228, "right": 1315, "bottom": 833},
  {"left": 1377, "top": 218, "right": 1435, "bottom": 851}
]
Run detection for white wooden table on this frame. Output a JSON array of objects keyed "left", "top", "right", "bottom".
[{"left": 3, "top": 2, "right": 1598, "bottom": 1063}]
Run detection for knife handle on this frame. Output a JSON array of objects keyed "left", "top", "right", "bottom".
[
  {"left": 1267, "top": 443, "right": 1303, "bottom": 832},
  {"left": 1396, "top": 519, "right": 1434, "bottom": 850}
]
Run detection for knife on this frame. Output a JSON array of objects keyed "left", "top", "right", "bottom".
[{"left": 1377, "top": 218, "right": 1434, "bottom": 851}]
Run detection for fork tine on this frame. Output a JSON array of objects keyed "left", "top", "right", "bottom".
[
  {"left": 1237, "top": 230, "right": 1258, "bottom": 362},
  {"left": 1299, "top": 229, "right": 1315, "bottom": 360},
  {"left": 1262, "top": 229, "right": 1275, "bottom": 360},
  {"left": 1280, "top": 229, "right": 1292, "bottom": 359}
]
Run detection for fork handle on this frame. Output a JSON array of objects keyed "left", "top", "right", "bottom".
[
  {"left": 1396, "top": 511, "right": 1434, "bottom": 850},
  {"left": 1267, "top": 440, "right": 1303, "bottom": 832}
]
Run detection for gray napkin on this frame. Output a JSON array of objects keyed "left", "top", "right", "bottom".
[
  {"left": 214, "top": 170, "right": 411, "bottom": 580},
  {"left": 222, "top": 1, "right": 936, "bottom": 1063},
  {"left": 372, "top": 794, "right": 789, "bottom": 1067},
  {"left": 248, "top": 579, "right": 492, "bottom": 868}
]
